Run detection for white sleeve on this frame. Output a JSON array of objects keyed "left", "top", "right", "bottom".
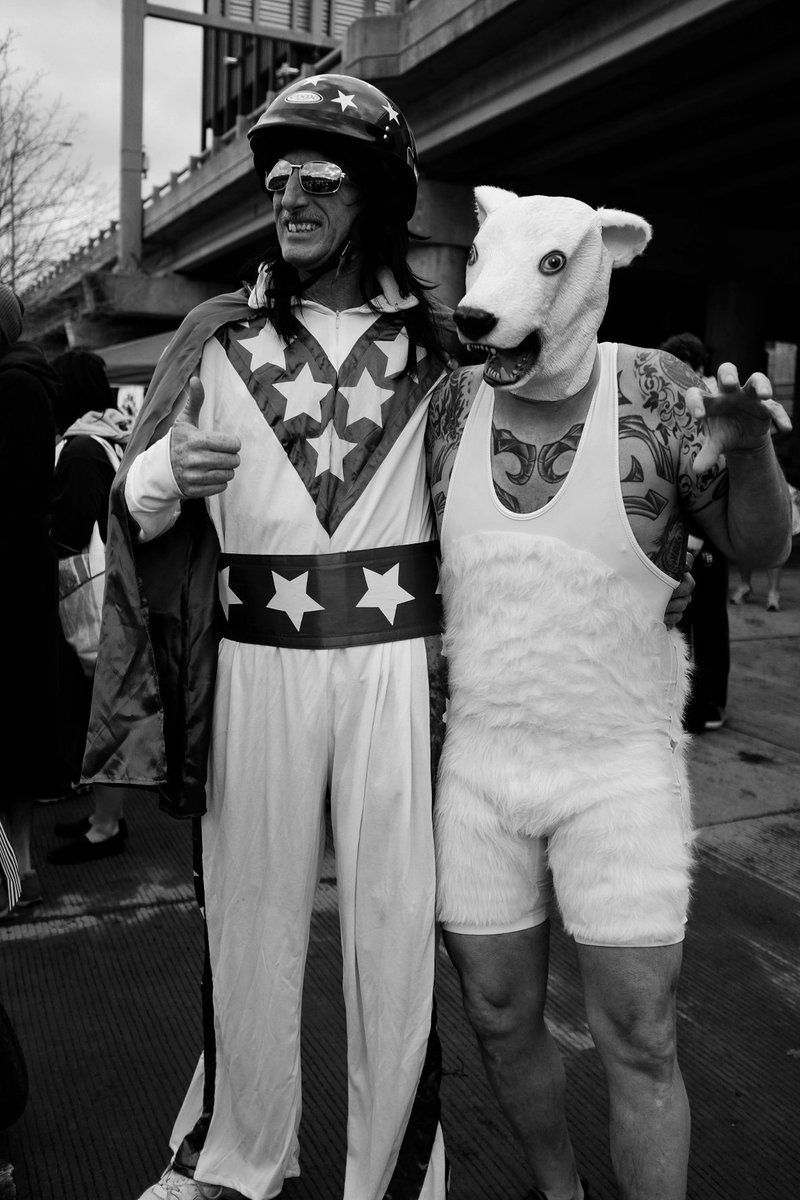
[{"left": 125, "top": 432, "right": 184, "bottom": 542}]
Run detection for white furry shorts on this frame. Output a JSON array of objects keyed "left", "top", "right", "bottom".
[{"left": 435, "top": 744, "right": 694, "bottom": 947}]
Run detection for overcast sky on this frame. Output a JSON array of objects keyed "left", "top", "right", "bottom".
[{"left": 3, "top": 0, "right": 204, "bottom": 226}]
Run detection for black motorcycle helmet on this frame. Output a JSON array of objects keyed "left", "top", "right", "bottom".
[{"left": 247, "top": 73, "right": 419, "bottom": 221}]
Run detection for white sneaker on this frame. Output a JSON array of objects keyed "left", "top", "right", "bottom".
[
  {"left": 138, "top": 1164, "right": 242, "bottom": 1200},
  {"left": 138, "top": 1167, "right": 205, "bottom": 1200}
]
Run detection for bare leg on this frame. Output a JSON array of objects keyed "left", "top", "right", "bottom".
[
  {"left": 766, "top": 566, "right": 782, "bottom": 611},
  {"left": 730, "top": 567, "right": 752, "bottom": 604},
  {"left": 444, "top": 924, "right": 583, "bottom": 1200},
  {"left": 577, "top": 942, "right": 689, "bottom": 1200}
]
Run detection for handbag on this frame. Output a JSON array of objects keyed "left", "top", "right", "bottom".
[
  {"left": 56, "top": 435, "right": 121, "bottom": 678},
  {"left": 58, "top": 520, "right": 108, "bottom": 677}
]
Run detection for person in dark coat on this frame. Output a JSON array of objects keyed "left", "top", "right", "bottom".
[{"left": 0, "top": 284, "right": 63, "bottom": 916}]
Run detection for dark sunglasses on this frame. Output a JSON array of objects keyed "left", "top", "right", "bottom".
[{"left": 265, "top": 160, "right": 352, "bottom": 195}]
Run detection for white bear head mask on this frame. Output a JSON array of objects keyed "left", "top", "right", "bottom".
[{"left": 454, "top": 187, "right": 652, "bottom": 401}]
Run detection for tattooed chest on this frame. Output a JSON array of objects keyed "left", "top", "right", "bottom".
[
  {"left": 491, "top": 422, "right": 583, "bottom": 511},
  {"left": 489, "top": 412, "right": 687, "bottom": 575},
  {"left": 490, "top": 415, "right": 679, "bottom": 545}
]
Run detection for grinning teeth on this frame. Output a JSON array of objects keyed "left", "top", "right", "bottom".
[{"left": 288, "top": 222, "right": 317, "bottom": 232}]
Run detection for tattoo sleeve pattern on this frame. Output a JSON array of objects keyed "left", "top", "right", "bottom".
[
  {"left": 426, "top": 368, "right": 481, "bottom": 522},
  {"left": 632, "top": 349, "right": 728, "bottom": 519}
]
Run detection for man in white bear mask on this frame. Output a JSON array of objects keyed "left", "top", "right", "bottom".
[{"left": 426, "top": 189, "right": 793, "bottom": 1200}]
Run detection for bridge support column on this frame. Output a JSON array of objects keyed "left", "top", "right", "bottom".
[
  {"left": 119, "top": 0, "right": 146, "bottom": 271},
  {"left": 408, "top": 180, "right": 476, "bottom": 310}
]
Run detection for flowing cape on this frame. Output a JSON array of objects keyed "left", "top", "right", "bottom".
[{"left": 82, "top": 289, "right": 253, "bottom": 818}]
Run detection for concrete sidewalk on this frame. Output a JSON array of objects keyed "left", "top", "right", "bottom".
[{"left": 1, "top": 567, "right": 798, "bottom": 1200}]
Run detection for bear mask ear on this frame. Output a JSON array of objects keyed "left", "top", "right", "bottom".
[
  {"left": 598, "top": 208, "right": 653, "bottom": 267},
  {"left": 474, "top": 185, "right": 518, "bottom": 228}
]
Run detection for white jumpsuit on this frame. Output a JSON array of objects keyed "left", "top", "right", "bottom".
[{"left": 127, "top": 296, "right": 448, "bottom": 1200}]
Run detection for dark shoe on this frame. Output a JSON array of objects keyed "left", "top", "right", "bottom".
[
  {"left": 36, "top": 782, "right": 92, "bottom": 806},
  {"left": 17, "top": 871, "right": 43, "bottom": 907},
  {"left": 47, "top": 829, "right": 127, "bottom": 865},
  {"left": 54, "top": 815, "right": 128, "bottom": 840},
  {"left": 0, "top": 870, "right": 43, "bottom": 918}
]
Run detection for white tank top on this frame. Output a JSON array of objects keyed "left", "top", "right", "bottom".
[{"left": 441, "top": 342, "right": 678, "bottom": 620}]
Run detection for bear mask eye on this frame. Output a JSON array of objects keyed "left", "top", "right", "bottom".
[
  {"left": 466, "top": 244, "right": 478, "bottom": 267},
  {"left": 539, "top": 251, "right": 566, "bottom": 274}
]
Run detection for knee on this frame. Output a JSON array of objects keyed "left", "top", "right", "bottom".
[
  {"left": 587, "top": 1000, "right": 678, "bottom": 1082},
  {"left": 456, "top": 965, "right": 546, "bottom": 1046}
]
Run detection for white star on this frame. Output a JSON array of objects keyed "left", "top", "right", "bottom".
[
  {"left": 306, "top": 422, "right": 357, "bottom": 480},
  {"left": 332, "top": 90, "right": 357, "bottom": 112},
  {"left": 383, "top": 101, "right": 399, "bottom": 124},
  {"left": 218, "top": 566, "right": 243, "bottom": 621},
  {"left": 305, "top": 76, "right": 324, "bottom": 86},
  {"left": 267, "top": 571, "right": 324, "bottom": 632},
  {"left": 373, "top": 337, "right": 409, "bottom": 378},
  {"left": 357, "top": 563, "right": 414, "bottom": 625},
  {"left": 238, "top": 327, "right": 279, "bottom": 373},
  {"left": 339, "top": 375, "right": 393, "bottom": 427},
  {"left": 273, "top": 363, "right": 332, "bottom": 423}
]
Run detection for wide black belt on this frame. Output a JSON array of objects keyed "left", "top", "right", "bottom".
[{"left": 219, "top": 540, "right": 442, "bottom": 649}]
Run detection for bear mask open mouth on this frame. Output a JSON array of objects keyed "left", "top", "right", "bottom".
[{"left": 476, "top": 331, "right": 542, "bottom": 387}]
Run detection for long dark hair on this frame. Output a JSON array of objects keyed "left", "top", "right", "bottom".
[{"left": 254, "top": 149, "right": 450, "bottom": 371}]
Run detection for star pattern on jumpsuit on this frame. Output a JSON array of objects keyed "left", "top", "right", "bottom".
[
  {"left": 238, "top": 327, "right": 285, "bottom": 373},
  {"left": 267, "top": 571, "right": 324, "bottom": 631},
  {"left": 273, "top": 363, "right": 332, "bottom": 423},
  {"left": 306, "top": 423, "right": 357, "bottom": 480},
  {"left": 339, "top": 374, "right": 394, "bottom": 427},
  {"left": 218, "top": 566, "right": 243, "bottom": 620},
  {"left": 357, "top": 563, "right": 414, "bottom": 625},
  {"left": 373, "top": 338, "right": 409, "bottom": 378}
]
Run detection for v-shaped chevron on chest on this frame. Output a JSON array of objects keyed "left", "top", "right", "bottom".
[{"left": 219, "top": 314, "right": 433, "bottom": 535}]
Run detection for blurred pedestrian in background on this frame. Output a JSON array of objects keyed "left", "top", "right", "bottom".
[
  {"left": 0, "top": 284, "right": 63, "bottom": 916},
  {"left": 47, "top": 350, "right": 134, "bottom": 864},
  {"left": 661, "top": 333, "right": 730, "bottom": 731},
  {"left": 731, "top": 563, "right": 785, "bottom": 611},
  {"left": 729, "top": 424, "right": 800, "bottom": 610}
]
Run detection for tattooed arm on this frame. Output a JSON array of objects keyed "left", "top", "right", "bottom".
[
  {"left": 623, "top": 347, "right": 791, "bottom": 569},
  {"left": 618, "top": 347, "right": 711, "bottom": 578},
  {"left": 425, "top": 366, "right": 482, "bottom": 533}
]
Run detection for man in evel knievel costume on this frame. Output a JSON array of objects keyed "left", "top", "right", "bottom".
[{"left": 83, "top": 77, "right": 456, "bottom": 1200}]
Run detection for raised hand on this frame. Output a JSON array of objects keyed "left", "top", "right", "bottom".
[
  {"left": 686, "top": 363, "right": 792, "bottom": 474},
  {"left": 169, "top": 376, "right": 242, "bottom": 498}
]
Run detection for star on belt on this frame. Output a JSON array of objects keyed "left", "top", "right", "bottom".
[
  {"left": 357, "top": 563, "right": 414, "bottom": 624},
  {"left": 267, "top": 571, "right": 324, "bottom": 631}
]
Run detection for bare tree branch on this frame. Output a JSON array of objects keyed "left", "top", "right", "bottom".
[{"left": 0, "top": 31, "right": 113, "bottom": 293}]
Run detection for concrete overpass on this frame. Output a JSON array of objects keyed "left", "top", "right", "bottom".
[{"left": 21, "top": 0, "right": 800, "bottom": 393}]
